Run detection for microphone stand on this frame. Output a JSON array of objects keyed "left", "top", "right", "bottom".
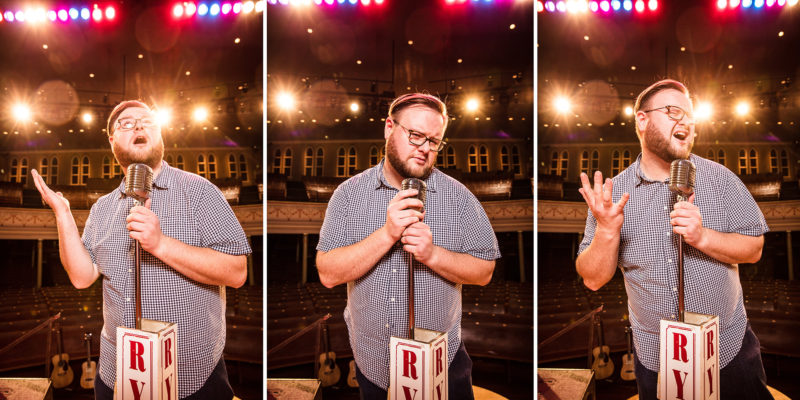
[
  {"left": 134, "top": 198, "right": 144, "bottom": 330},
  {"left": 408, "top": 251, "right": 414, "bottom": 340},
  {"left": 676, "top": 193, "right": 688, "bottom": 323}
]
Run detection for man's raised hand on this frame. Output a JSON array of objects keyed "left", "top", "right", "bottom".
[{"left": 578, "top": 171, "right": 630, "bottom": 232}]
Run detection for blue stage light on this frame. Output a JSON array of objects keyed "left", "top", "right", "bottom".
[
  {"left": 349, "top": 0, "right": 357, "bottom": 4},
  {"left": 623, "top": 0, "right": 632, "bottom": 10},
  {"left": 754, "top": 0, "right": 764, "bottom": 6},
  {"left": 742, "top": 0, "right": 753, "bottom": 6},
  {"left": 611, "top": 0, "right": 621, "bottom": 10},
  {"left": 210, "top": 3, "right": 220, "bottom": 15},
  {"left": 545, "top": 1, "right": 556, "bottom": 11},
  {"left": 198, "top": 3, "right": 209, "bottom": 14},
  {"left": 80, "top": 7, "right": 90, "bottom": 19},
  {"left": 69, "top": 8, "right": 78, "bottom": 19}
]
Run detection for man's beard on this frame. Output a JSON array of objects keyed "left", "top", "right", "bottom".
[
  {"left": 112, "top": 137, "right": 164, "bottom": 170},
  {"left": 386, "top": 136, "right": 434, "bottom": 180},
  {"left": 643, "top": 122, "right": 693, "bottom": 162}
]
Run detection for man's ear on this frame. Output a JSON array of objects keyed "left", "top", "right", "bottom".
[
  {"left": 635, "top": 111, "right": 648, "bottom": 138},
  {"left": 384, "top": 118, "right": 394, "bottom": 140},
  {"left": 108, "top": 134, "right": 114, "bottom": 146}
]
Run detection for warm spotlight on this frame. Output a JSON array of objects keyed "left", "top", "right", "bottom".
[
  {"left": 155, "top": 109, "right": 172, "bottom": 125},
  {"left": 349, "top": 102, "right": 360, "bottom": 113},
  {"left": 735, "top": 101, "right": 750, "bottom": 116},
  {"left": 82, "top": 112, "right": 93, "bottom": 123},
  {"left": 465, "top": 98, "right": 480, "bottom": 113},
  {"left": 695, "top": 102, "right": 712, "bottom": 121},
  {"left": 277, "top": 92, "right": 296, "bottom": 111},
  {"left": 554, "top": 96, "right": 571, "bottom": 114},
  {"left": 193, "top": 107, "right": 209, "bottom": 121},
  {"left": 12, "top": 103, "right": 32, "bottom": 122},
  {"left": 624, "top": 106, "right": 633, "bottom": 116}
]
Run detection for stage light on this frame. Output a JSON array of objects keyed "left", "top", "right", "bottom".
[
  {"left": 12, "top": 104, "right": 32, "bottom": 122},
  {"left": 789, "top": 0, "right": 798, "bottom": 6},
  {"left": 349, "top": 102, "right": 359, "bottom": 112},
  {"left": 81, "top": 8, "right": 90, "bottom": 20},
  {"left": 210, "top": 3, "right": 221, "bottom": 15},
  {"left": 754, "top": 0, "right": 764, "bottom": 7},
  {"left": 695, "top": 102, "right": 712, "bottom": 121},
  {"left": 590, "top": 1, "right": 598, "bottom": 11},
  {"left": 578, "top": 0, "right": 589, "bottom": 12},
  {"left": 361, "top": 0, "right": 371, "bottom": 4},
  {"left": 729, "top": 0, "right": 740, "bottom": 8},
  {"left": 185, "top": 3, "right": 197, "bottom": 15},
  {"left": 255, "top": 0, "right": 266, "bottom": 10},
  {"left": 554, "top": 97, "right": 571, "bottom": 114},
  {"left": 56, "top": 9, "right": 66, "bottom": 21},
  {"left": 198, "top": 3, "right": 209, "bottom": 15},
  {"left": 14, "top": 11, "right": 24, "bottom": 22},
  {"left": 155, "top": 109, "right": 172, "bottom": 125},
  {"left": 600, "top": 0, "right": 610, "bottom": 11},
  {"left": 82, "top": 112, "right": 93, "bottom": 123},
  {"left": 4, "top": 11, "right": 14, "bottom": 22},
  {"left": 624, "top": 106, "right": 633, "bottom": 116},
  {"left": 69, "top": 8, "right": 78, "bottom": 19},
  {"left": 566, "top": 0, "right": 576, "bottom": 13},
  {"left": 623, "top": 0, "right": 632, "bottom": 10},
  {"left": 766, "top": 0, "right": 775, "bottom": 6},
  {"left": 193, "top": 107, "right": 209, "bottom": 121},
  {"left": 647, "top": 0, "right": 657, "bottom": 9},
  {"left": 349, "top": 0, "right": 357, "bottom": 4},
  {"left": 233, "top": 2, "right": 243, "bottom": 13},
  {"left": 556, "top": 1, "right": 566, "bottom": 11},
  {"left": 742, "top": 0, "right": 752, "bottom": 7},
  {"left": 465, "top": 98, "right": 480, "bottom": 113},
  {"left": 735, "top": 101, "right": 750, "bottom": 116},
  {"left": 538, "top": 1, "right": 545, "bottom": 11},
  {"left": 611, "top": 0, "right": 621, "bottom": 10},
  {"left": 778, "top": 0, "right": 786, "bottom": 5},
  {"left": 173, "top": 4, "right": 184, "bottom": 17},
  {"left": 374, "top": 0, "right": 383, "bottom": 4},
  {"left": 222, "top": 3, "right": 232, "bottom": 14},
  {"left": 635, "top": 0, "right": 644, "bottom": 11},
  {"left": 92, "top": 7, "right": 102, "bottom": 21},
  {"left": 546, "top": 1, "right": 556, "bottom": 11},
  {"left": 277, "top": 92, "right": 295, "bottom": 111},
  {"left": 717, "top": 0, "right": 727, "bottom": 7},
  {"left": 47, "top": 10, "right": 56, "bottom": 21}
]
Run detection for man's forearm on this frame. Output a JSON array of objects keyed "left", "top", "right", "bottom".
[
  {"left": 694, "top": 229, "right": 763, "bottom": 265},
  {"left": 55, "top": 210, "right": 98, "bottom": 289},
  {"left": 424, "top": 247, "right": 495, "bottom": 286},
  {"left": 576, "top": 227, "right": 621, "bottom": 291},
  {"left": 151, "top": 236, "right": 248, "bottom": 288},
  {"left": 317, "top": 226, "right": 396, "bottom": 288}
]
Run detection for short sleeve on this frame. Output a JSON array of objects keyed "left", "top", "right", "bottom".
[
  {"left": 81, "top": 208, "right": 98, "bottom": 265},
  {"left": 195, "top": 182, "right": 251, "bottom": 255},
  {"left": 459, "top": 192, "right": 501, "bottom": 261},
  {"left": 317, "top": 183, "right": 351, "bottom": 252},
  {"left": 724, "top": 172, "right": 769, "bottom": 237},
  {"left": 578, "top": 208, "right": 597, "bottom": 256}
]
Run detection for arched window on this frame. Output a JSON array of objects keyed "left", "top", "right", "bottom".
[
  {"left": 707, "top": 149, "right": 715, "bottom": 162},
  {"left": 336, "top": 147, "right": 357, "bottom": 177},
  {"left": 437, "top": 146, "right": 456, "bottom": 169},
  {"left": 102, "top": 156, "right": 121, "bottom": 179},
  {"left": 590, "top": 150, "right": 599, "bottom": 174},
  {"left": 770, "top": 149, "right": 790, "bottom": 178},
  {"left": 501, "top": 146, "right": 511, "bottom": 172},
  {"left": 770, "top": 149, "right": 778, "bottom": 174},
  {"left": 718, "top": 149, "right": 726, "bottom": 168},
  {"left": 739, "top": 149, "right": 758, "bottom": 175},
  {"left": 166, "top": 155, "right": 174, "bottom": 165},
  {"left": 622, "top": 150, "right": 631, "bottom": 169},
  {"left": 500, "top": 145, "right": 521, "bottom": 174},
  {"left": 229, "top": 154, "right": 239, "bottom": 179},
  {"left": 272, "top": 148, "right": 292, "bottom": 176},
  {"left": 175, "top": 155, "right": 185, "bottom": 170},
  {"left": 469, "top": 146, "right": 478, "bottom": 172},
  {"left": 611, "top": 150, "right": 622, "bottom": 176},
  {"left": 239, "top": 154, "right": 248, "bottom": 181},
  {"left": 208, "top": 154, "right": 218, "bottom": 180},
  {"left": 369, "top": 146, "right": 385, "bottom": 168},
  {"left": 315, "top": 148, "right": 324, "bottom": 177},
  {"left": 10, "top": 158, "right": 28, "bottom": 183},
  {"left": 71, "top": 156, "right": 89, "bottom": 185},
  {"left": 580, "top": 151, "right": 590, "bottom": 175},
  {"left": 550, "top": 150, "right": 568, "bottom": 177},
  {"left": 198, "top": 154, "right": 207, "bottom": 177},
  {"left": 780, "top": 149, "right": 789, "bottom": 178},
  {"left": 478, "top": 145, "right": 488, "bottom": 171}
]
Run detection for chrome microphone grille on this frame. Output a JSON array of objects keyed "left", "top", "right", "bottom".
[{"left": 125, "top": 163, "right": 153, "bottom": 203}]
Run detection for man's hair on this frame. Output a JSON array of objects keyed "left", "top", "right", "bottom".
[
  {"left": 106, "top": 100, "right": 151, "bottom": 136},
  {"left": 633, "top": 79, "right": 690, "bottom": 136},
  {"left": 387, "top": 93, "right": 449, "bottom": 134}
]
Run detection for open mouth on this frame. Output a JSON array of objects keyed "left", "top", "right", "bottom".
[
  {"left": 133, "top": 136, "right": 148, "bottom": 145},
  {"left": 673, "top": 131, "right": 688, "bottom": 140}
]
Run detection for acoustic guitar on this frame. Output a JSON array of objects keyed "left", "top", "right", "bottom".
[
  {"left": 620, "top": 326, "right": 636, "bottom": 381},
  {"left": 80, "top": 332, "right": 96, "bottom": 389},
  {"left": 50, "top": 324, "right": 74, "bottom": 389},
  {"left": 347, "top": 360, "right": 359, "bottom": 388},
  {"left": 317, "top": 324, "right": 341, "bottom": 387},
  {"left": 591, "top": 319, "right": 614, "bottom": 380}
]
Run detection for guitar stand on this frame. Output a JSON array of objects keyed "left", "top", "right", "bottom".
[{"left": 0, "top": 312, "right": 61, "bottom": 378}]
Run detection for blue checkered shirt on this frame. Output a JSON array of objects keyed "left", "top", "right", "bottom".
[
  {"left": 81, "top": 161, "right": 251, "bottom": 398},
  {"left": 317, "top": 159, "right": 501, "bottom": 389},
  {"left": 578, "top": 153, "right": 768, "bottom": 372}
]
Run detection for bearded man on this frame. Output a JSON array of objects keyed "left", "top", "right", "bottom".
[
  {"left": 575, "top": 80, "right": 773, "bottom": 400},
  {"left": 315, "top": 93, "right": 500, "bottom": 400},
  {"left": 32, "top": 100, "right": 251, "bottom": 400}
]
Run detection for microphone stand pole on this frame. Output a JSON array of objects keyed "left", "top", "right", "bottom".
[
  {"left": 134, "top": 199, "right": 143, "bottom": 330},
  {"left": 677, "top": 194, "right": 687, "bottom": 323},
  {"left": 408, "top": 251, "right": 414, "bottom": 340}
]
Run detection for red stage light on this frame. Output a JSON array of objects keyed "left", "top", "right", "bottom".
[
  {"left": 105, "top": 6, "right": 116, "bottom": 19},
  {"left": 57, "top": 9, "right": 67, "bottom": 21},
  {"left": 173, "top": 4, "right": 184, "bottom": 17},
  {"left": 648, "top": 0, "right": 657, "bottom": 10},
  {"left": 599, "top": 0, "right": 610, "bottom": 11},
  {"left": 717, "top": 0, "right": 727, "bottom": 8},
  {"left": 766, "top": 0, "right": 775, "bottom": 6},
  {"left": 233, "top": 2, "right": 243, "bottom": 13},
  {"left": 92, "top": 7, "right": 102, "bottom": 21},
  {"left": 634, "top": 0, "right": 644, "bottom": 11},
  {"left": 590, "top": 1, "right": 599, "bottom": 11},
  {"left": 185, "top": 3, "right": 197, "bottom": 15},
  {"left": 729, "top": 0, "right": 740, "bottom": 8},
  {"left": 222, "top": 3, "right": 232, "bottom": 14}
]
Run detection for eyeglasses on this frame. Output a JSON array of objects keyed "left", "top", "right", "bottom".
[
  {"left": 115, "top": 117, "right": 157, "bottom": 132},
  {"left": 641, "top": 105, "right": 693, "bottom": 121},
  {"left": 392, "top": 119, "right": 446, "bottom": 152}
]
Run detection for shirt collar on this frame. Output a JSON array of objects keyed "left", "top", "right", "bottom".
[
  {"left": 634, "top": 152, "right": 698, "bottom": 186},
  {"left": 117, "top": 160, "right": 170, "bottom": 199},
  {"left": 372, "top": 158, "right": 439, "bottom": 193}
]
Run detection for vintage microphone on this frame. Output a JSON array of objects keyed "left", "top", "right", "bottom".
[
  {"left": 668, "top": 159, "right": 695, "bottom": 322},
  {"left": 125, "top": 163, "right": 153, "bottom": 330},
  {"left": 401, "top": 177, "right": 426, "bottom": 340}
]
